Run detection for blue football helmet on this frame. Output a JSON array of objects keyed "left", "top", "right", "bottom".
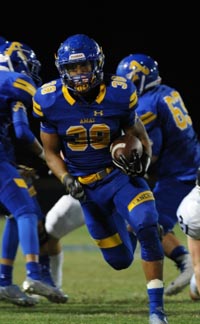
[
  {"left": 55, "top": 34, "right": 105, "bottom": 93},
  {"left": 0, "top": 41, "right": 42, "bottom": 86},
  {"left": 116, "top": 53, "right": 161, "bottom": 96}
]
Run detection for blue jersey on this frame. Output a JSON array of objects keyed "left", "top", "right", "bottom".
[
  {"left": 0, "top": 69, "right": 42, "bottom": 219},
  {"left": 33, "top": 75, "right": 165, "bottom": 267},
  {"left": 0, "top": 70, "right": 37, "bottom": 162},
  {"left": 33, "top": 75, "right": 138, "bottom": 176},
  {"left": 136, "top": 84, "right": 200, "bottom": 181}
]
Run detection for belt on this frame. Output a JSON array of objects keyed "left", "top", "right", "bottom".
[{"left": 78, "top": 167, "right": 114, "bottom": 185}]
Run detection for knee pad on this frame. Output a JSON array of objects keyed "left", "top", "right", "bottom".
[
  {"left": 137, "top": 225, "right": 164, "bottom": 261},
  {"left": 101, "top": 244, "right": 133, "bottom": 270}
]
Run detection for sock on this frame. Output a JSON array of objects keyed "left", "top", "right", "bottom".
[
  {"left": 0, "top": 264, "right": 13, "bottom": 286},
  {"left": 26, "top": 261, "right": 41, "bottom": 280},
  {"left": 39, "top": 255, "right": 55, "bottom": 287},
  {"left": 2, "top": 218, "right": 19, "bottom": 260},
  {"left": 169, "top": 246, "right": 188, "bottom": 261},
  {"left": 50, "top": 250, "right": 64, "bottom": 289},
  {"left": 147, "top": 287, "right": 164, "bottom": 315},
  {"left": 17, "top": 214, "right": 39, "bottom": 255},
  {"left": 170, "top": 246, "right": 189, "bottom": 270}
]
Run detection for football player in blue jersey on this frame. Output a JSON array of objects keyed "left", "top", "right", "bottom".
[
  {"left": 32, "top": 34, "right": 168, "bottom": 324},
  {"left": 116, "top": 53, "right": 200, "bottom": 296},
  {"left": 0, "top": 40, "right": 67, "bottom": 305}
]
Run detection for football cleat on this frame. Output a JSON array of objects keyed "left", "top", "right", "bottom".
[
  {"left": 189, "top": 273, "right": 200, "bottom": 300},
  {"left": 0, "top": 284, "right": 37, "bottom": 306},
  {"left": 149, "top": 313, "right": 168, "bottom": 324},
  {"left": 165, "top": 254, "right": 193, "bottom": 296},
  {"left": 40, "top": 266, "right": 69, "bottom": 303},
  {"left": 22, "top": 277, "right": 68, "bottom": 303},
  {"left": 47, "top": 287, "right": 68, "bottom": 303}
]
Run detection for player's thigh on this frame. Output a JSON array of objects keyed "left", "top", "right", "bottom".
[{"left": 114, "top": 177, "right": 158, "bottom": 233}]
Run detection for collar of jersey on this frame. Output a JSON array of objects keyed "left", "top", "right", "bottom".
[{"left": 62, "top": 83, "right": 106, "bottom": 105}]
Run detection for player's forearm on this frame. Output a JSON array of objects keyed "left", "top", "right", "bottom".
[
  {"left": 45, "top": 153, "right": 69, "bottom": 182},
  {"left": 28, "top": 138, "right": 45, "bottom": 160},
  {"left": 125, "top": 121, "right": 152, "bottom": 157}
]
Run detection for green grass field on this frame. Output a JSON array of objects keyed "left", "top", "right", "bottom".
[{"left": 0, "top": 218, "right": 199, "bottom": 324}]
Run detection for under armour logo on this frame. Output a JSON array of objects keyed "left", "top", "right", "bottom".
[{"left": 94, "top": 110, "right": 103, "bottom": 116}]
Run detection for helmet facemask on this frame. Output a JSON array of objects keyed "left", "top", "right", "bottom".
[
  {"left": 59, "top": 59, "right": 103, "bottom": 94},
  {"left": 16, "top": 47, "right": 42, "bottom": 86}
]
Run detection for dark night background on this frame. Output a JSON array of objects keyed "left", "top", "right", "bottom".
[
  {"left": 1, "top": 3, "right": 199, "bottom": 133},
  {"left": 0, "top": 6, "right": 199, "bottom": 210}
]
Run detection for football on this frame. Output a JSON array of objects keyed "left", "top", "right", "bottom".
[{"left": 110, "top": 133, "right": 143, "bottom": 163}]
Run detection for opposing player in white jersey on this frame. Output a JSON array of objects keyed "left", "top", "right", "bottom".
[
  {"left": 177, "top": 167, "right": 200, "bottom": 300},
  {"left": 45, "top": 194, "right": 85, "bottom": 289}
]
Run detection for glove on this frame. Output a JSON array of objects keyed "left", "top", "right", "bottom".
[
  {"left": 61, "top": 173, "right": 85, "bottom": 201},
  {"left": 17, "top": 164, "right": 38, "bottom": 183},
  {"left": 113, "top": 149, "right": 150, "bottom": 177},
  {"left": 139, "top": 150, "right": 151, "bottom": 176},
  {"left": 116, "top": 150, "right": 142, "bottom": 176}
]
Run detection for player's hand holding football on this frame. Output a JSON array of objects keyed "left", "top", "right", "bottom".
[
  {"left": 116, "top": 150, "right": 150, "bottom": 177},
  {"left": 110, "top": 134, "right": 151, "bottom": 177},
  {"left": 115, "top": 150, "right": 142, "bottom": 176},
  {"left": 61, "top": 173, "right": 85, "bottom": 201}
]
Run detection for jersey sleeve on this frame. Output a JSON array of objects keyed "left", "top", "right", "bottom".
[
  {"left": 11, "top": 101, "right": 35, "bottom": 144},
  {"left": 11, "top": 72, "right": 37, "bottom": 108},
  {"left": 33, "top": 82, "right": 58, "bottom": 134}
]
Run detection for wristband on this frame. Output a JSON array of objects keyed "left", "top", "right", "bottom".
[{"left": 60, "top": 172, "right": 69, "bottom": 184}]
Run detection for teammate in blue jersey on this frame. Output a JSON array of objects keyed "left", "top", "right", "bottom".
[
  {"left": 116, "top": 53, "right": 200, "bottom": 296},
  {"left": 0, "top": 40, "right": 67, "bottom": 305},
  {"left": 32, "top": 34, "right": 168, "bottom": 324}
]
